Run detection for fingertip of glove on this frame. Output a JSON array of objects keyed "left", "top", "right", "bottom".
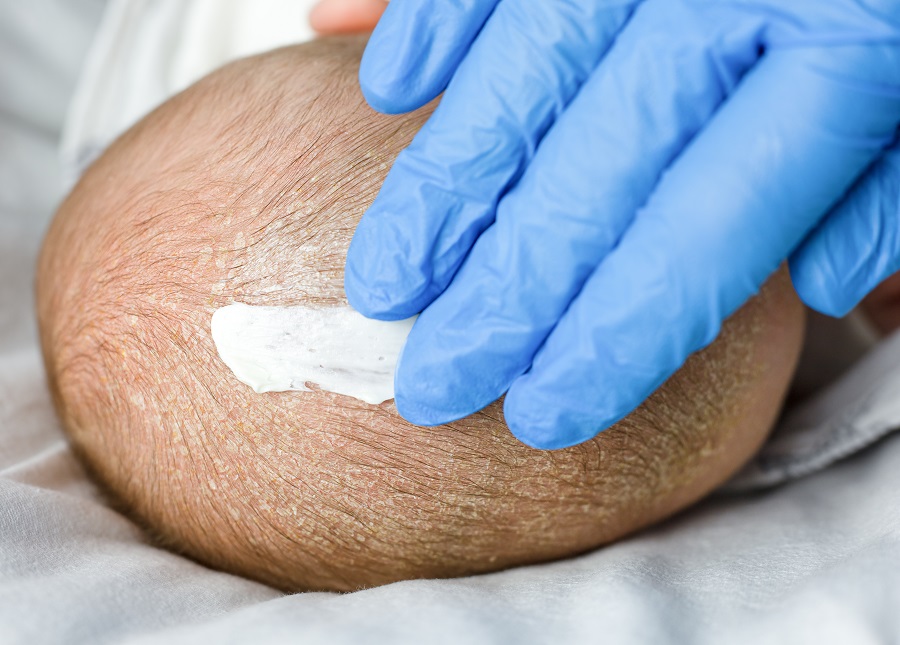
[
  {"left": 344, "top": 271, "right": 418, "bottom": 321},
  {"left": 343, "top": 234, "right": 431, "bottom": 320},
  {"left": 394, "top": 348, "right": 507, "bottom": 428},
  {"left": 504, "top": 390, "right": 607, "bottom": 451},
  {"left": 359, "top": 50, "right": 431, "bottom": 115},
  {"left": 359, "top": 74, "right": 414, "bottom": 115},
  {"left": 394, "top": 385, "right": 469, "bottom": 427},
  {"left": 346, "top": 266, "right": 441, "bottom": 321},
  {"left": 789, "top": 258, "right": 857, "bottom": 317}
]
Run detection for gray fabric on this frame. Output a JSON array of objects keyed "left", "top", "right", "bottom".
[
  {"left": 4, "top": 341, "right": 900, "bottom": 644},
  {"left": 2, "top": 1, "right": 900, "bottom": 643}
]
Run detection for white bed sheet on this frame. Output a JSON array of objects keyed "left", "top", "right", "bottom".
[{"left": 2, "top": 2, "right": 900, "bottom": 643}]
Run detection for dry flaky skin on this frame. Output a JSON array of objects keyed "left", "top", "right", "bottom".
[{"left": 36, "top": 37, "right": 805, "bottom": 592}]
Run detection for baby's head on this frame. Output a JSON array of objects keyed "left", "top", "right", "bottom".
[{"left": 36, "top": 37, "right": 804, "bottom": 592}]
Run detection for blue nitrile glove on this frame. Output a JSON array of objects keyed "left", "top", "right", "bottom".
[{"left": 344, "top": 0, "right": 900, "bottom": 449}]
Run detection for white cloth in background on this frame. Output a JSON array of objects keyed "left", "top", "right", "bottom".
[
  {"left": 1, "top": 1, "right": 899, "bottom": 643},
  {"left": 60, "top": 0, "right": 317, "bottom": 190}
]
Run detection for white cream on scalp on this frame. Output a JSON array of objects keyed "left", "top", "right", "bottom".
[{"left": 210, "top": 303, "right": 415, "bottom": 404}]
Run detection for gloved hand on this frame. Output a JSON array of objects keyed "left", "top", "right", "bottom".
[{"left": 344, "top": 0, "right": 900, "bottom": 449}]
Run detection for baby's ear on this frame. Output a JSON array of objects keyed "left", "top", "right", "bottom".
[{"left": 309, "top": 0, "right": 387, "bottom": 35}]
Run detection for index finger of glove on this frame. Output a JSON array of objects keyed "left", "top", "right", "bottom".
[
  {"left": 359, "top": 0, "right": 499, "bottom": 114},
  {"left": 346, "top": 0, "right": 637, "bottom": 319}
]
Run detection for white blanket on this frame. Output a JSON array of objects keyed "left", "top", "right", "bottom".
[{"left": 2, "top": 1, "right": 899, "bottom": 643}]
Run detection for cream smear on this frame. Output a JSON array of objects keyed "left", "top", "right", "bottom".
[{"left": 211, "top": 303, "right": 416, "bottom": 404}]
